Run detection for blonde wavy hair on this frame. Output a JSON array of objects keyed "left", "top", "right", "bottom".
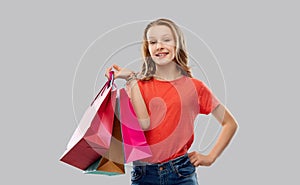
[{"left": 140, "top": 18, "right": 192, "bottom": 80}]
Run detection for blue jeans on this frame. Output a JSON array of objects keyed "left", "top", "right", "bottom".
[{"left": 131, "top": 154, "right": 199, "bottom": 185}]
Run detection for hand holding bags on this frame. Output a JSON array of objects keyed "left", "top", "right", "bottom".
[{"left": 60, "top": 72, "right": 116, "bottom": 170}]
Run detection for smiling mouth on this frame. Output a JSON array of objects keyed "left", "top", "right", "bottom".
[{"left": 155, "top": 52, "right": 169, "bottom": 57}]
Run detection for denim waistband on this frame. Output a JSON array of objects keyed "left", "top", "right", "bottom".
[
  {"left": 132, "top": 153, "right": 191, "bottom": 176},
  {"left": 133, "top": 153, "right": 189, "bottom": 167}
]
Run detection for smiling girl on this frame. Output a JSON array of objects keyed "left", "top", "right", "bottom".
[{"left": 106, "top": 18, "right": 238, "bottom": 185}]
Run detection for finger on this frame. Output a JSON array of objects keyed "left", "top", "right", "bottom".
[
  {"left": 189, "top": 156, "right": 196, "bottom": 164},
  {"left": 191, "top": 160, "right": 198, "bottom": 167},
  {"left": 113, "top": 64, "right": 121, "bottom": 71},
  {"left": 105, "top": 66, "right": 112, "bottom": 75},
  {"left": 105, "top": 66, "right": 113, "bottom": 78},
  {"left": 194, "top": 161, "right": 200, "bottom": 167},
  {"left": 191, "top": 160, "right": 197, "bottom": 167},
  {"left": 188, "top": 151, "right": 196, "bottom": 158}
]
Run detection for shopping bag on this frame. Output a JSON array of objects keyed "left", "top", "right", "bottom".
[
  {"left": 60, "top": 72, "right": 116, "bottom": 170},
  {"left": 84, "top": 88, "right": 152, "bottom": 175},
  {"left": 84, "top": 103, "right": 125, "bottom": 175},
  {"left": 119, "top": 88, "right": 152, "bottom": 163}
]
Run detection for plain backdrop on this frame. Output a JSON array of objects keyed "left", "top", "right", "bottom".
[{"left": 1, "top": 0, "right": 299, "bottom": 184}]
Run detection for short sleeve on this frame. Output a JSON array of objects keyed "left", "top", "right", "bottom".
[{"left": 198, "top": 82, "right": 220, "bottom": 115}]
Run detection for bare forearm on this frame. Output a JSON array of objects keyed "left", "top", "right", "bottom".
[
  {"left": 209, "top": 104, "right": 238, "bottom": 161},
  {"left": 126, "top": 79, "right": 150, "bottom": 130},
  {"left": 209, "top": 120, "right": 238, "bottom": 161}
]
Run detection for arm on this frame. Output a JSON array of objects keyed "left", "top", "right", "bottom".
[
  {"left": 126, "top": 77, "right": 150, "bottom": 130},
  {"left": 189, "top": 104, "right": 238, "bottom": 167},
  {"left": 106, "top": 65, "right": 150, "bottom": 130}
]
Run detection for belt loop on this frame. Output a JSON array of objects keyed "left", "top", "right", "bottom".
[
  {"left": 142, "top": 165, "right": 146, "bottom": 175},
  {"left": 169, "top": 160, "right": 176, "bottom": 172}
]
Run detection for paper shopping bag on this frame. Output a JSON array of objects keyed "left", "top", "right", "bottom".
[
  {"left": 119, "top": 88, "right": 152, "bottom": 163},
  {"left": 84, "top": 93, "right": 125, "bottom": 175},
  {"left": 60, "top": 72, "right": 117, "bottom": 170},
  {"left": 84, "top": 157, "right": 124, "bottom": 176}
]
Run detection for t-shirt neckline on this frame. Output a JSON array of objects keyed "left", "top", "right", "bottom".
[{"left": 153, "top": 75, "right": 186, "bottom": 83}]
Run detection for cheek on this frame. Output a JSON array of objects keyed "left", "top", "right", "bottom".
[
  {"left": 167, "top": 41, "right": 176, "bottom": 49},
  {"left": 165, "top": 43, "right": 175, "bottom": 52},
  {"left": 148, "top": 46, "right": 155, "bottom": 56},
  {"left": 168, "top": 46, "right": 176, "bottom": 57}
]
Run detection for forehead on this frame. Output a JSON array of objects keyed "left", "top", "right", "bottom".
[{"left": 147, "top": 25, "right": 174, "bottom": 39}]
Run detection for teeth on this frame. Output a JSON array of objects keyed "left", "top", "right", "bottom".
[{"left": 156, "top": 53, "right": 168, "bottom": 57}]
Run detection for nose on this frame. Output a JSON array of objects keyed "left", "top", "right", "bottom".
[{"left": 156, "top": 41, "right": 163, "bottom": 50}]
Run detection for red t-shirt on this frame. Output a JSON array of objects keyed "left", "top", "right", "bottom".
[{"left": 137, "top": 76, "right": 220, "bottom": 163}]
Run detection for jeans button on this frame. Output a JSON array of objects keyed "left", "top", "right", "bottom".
[{"left": 159, "top": 166, "right": 164, "bottom": 171}]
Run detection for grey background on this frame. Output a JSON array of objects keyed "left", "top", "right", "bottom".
[{"left": 1, "top": 0, "right": 299, "bottom": 184}]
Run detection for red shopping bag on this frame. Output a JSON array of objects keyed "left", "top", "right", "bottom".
[
  {"left": 60, "top": 72, "right": 116, "bottom": 170},
  {"left": 119, "top": 88, "right": 152, "bottom": 163}
]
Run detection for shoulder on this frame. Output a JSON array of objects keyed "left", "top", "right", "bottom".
[{"left": 188, "top": 77, "right": 206, "bottom": 88}]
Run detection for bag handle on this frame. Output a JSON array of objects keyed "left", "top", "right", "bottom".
[
  {"left": 91, "top": 71, "right": 114, "bottom": 106},
  {"left": 108, "top": 71, "right": 114, "bottom": 87}
]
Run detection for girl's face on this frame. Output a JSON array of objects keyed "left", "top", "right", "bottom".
[{"left": 146, "top": 25, "right": 176, "bottom": 66}]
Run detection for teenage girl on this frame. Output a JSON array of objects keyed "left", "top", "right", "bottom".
[{"left": 106, "top": 18, "right": 238, "bottom": 185}]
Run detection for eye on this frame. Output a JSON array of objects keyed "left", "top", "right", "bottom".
[
  {"left": 149, "top": 41, "right": 156, "bottom": 45},
  {"left": 164, "top": 39, "right": 171, "bottom": 42}
]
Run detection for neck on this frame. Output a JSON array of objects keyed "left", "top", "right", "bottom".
[{"left": 154, "top": 62, "right": 182, "bottom": 81}]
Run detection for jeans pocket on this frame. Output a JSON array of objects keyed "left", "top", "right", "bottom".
[
  {"left": 131, "top": 166, "right": 144, "bottom": 182},
  {"left": 174, "top": 159, "right": 196, "bottom": 178}
]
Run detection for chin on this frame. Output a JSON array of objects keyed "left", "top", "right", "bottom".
[{"left": 153, "top": 58, "right": 173, "bottom": 66}]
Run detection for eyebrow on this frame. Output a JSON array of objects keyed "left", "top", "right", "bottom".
[{"left": 148, "top": 34, "right": 171, "bottom": 39}]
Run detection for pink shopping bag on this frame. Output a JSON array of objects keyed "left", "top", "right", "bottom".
[
  {"left": 60, "top": 72, "right": 116, "bottom": 170},
  {"left": 119, "top": 88, "right": 152, "bottom": 163}
]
